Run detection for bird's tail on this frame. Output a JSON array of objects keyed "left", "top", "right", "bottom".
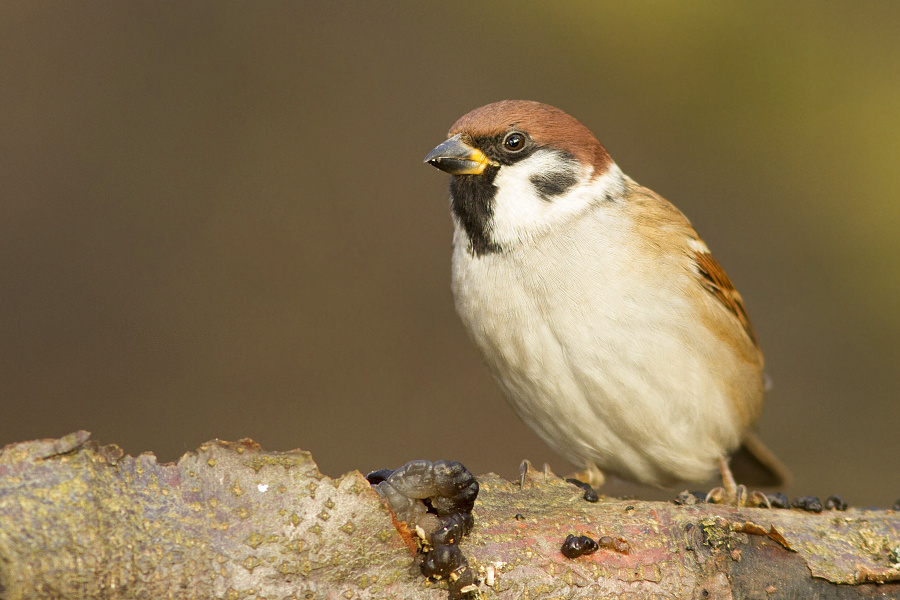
[{"left": 729, "top": 432, "right": 791, "bottom": 488}]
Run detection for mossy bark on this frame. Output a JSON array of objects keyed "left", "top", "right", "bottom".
[{"left": 1, "top": 432, "right": 898, "bottom": 599}]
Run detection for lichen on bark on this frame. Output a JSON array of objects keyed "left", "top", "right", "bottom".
[{"left": 0, "top": 433, "right": 898, "bottom": 599}]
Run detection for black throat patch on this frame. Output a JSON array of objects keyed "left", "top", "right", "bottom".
[{"left": 450, "top": 166, "right": 502, "bottom": 257}]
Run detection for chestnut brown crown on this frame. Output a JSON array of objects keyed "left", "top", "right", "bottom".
[{"left": 448, "top": 100, "right": 613, "bottom": 175}]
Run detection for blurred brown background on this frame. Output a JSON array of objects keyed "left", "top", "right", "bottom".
[{"left": 2, "top": 2, "right": 898, "bottom": 506}]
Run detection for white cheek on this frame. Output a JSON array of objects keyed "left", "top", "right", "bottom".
[{"left": 489, "top": 155, "right": 624, "bottom": 248}]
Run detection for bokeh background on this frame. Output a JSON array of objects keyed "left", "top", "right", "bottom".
[{"left": 2, "top": 2, "right": 898, "bottom": 506}]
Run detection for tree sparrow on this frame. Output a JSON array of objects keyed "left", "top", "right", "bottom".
[{"left": 424, "top": 100, "right": 786, "bottom": 499}]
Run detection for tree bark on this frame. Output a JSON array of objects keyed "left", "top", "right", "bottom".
[{"left": 0, "top": 432, "right": 898, "bottom": 599}]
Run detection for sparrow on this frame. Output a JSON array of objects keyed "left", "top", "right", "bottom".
[{"left": 424, "top": 100, "right": 787, "bottom": 499}]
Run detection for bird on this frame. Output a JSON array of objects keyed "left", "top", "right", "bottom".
[{"left": 423, "top": 100, "right": 787, "bottom": 503}]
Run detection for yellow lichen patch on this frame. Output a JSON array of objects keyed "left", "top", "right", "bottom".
[
  {"left": 276, "top": 560, "right": 302, "bottom": 576},
  {"left": 245, "top": 532, "right": 266, "bottom": 549},
  {"left": 242, "top": 556, "right": 262, "bottom": 572},
  {"left": 231, "top": 480, "right": 244, "bottom": 498},
  {"left": 224, "top": 587, "right": 245, "bottom": 600},
  {"left": 348, "top": 479, "right": 368, "bottom": 496},
  {"left": 378, "top": 529, "right": 394, "bottom": 543},
  {"left": 245, "top": 453, "right": 314, "bottom": 474}
]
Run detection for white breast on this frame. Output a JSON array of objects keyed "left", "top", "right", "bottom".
[{"left": 450, "top": 178, "right": 746, "bottom": 486}]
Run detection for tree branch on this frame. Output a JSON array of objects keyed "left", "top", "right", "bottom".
[{"left": 0, "top": 432, "right": 898, "bottom": 599}]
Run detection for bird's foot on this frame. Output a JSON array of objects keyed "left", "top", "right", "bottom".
[
  {"left": 705, "top": 457, "right": 772, "bottom": 508},
  {"left": 705, "top": 484, "right": 771, "bottom": 507}
]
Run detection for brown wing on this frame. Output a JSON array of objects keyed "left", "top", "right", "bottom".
[
  {"left": 625, "top": 181, "right": 760, "bottom": 351},
  {"left": 692, "top": 247, "right": 759, "bottom": 348}
]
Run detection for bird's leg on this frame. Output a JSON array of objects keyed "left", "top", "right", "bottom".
[
  {"left": 706, "top": 457, "right": 771, "bottom": 507},
  {"left": 721, "top": 456, "right": 740, "bottom": 500}
]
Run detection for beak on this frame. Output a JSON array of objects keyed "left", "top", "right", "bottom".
[{"left": 424, "top": 133, "right": 496, "bottom": 175}]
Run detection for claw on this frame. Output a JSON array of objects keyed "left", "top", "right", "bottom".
[
  {"left": 705, "top": 458, "right": 774, "bottom": 507},
  {"left": 747, "top": 490, "right": 772, "bottom": 508},
  {"left": 706, "top": 486, "right": 728, "bottom": 504},
  {"left": 735, "top": 484, "right": 748, "bottom": 506}
]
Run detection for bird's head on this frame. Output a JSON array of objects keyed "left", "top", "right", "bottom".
[{"left": 425, "top": 100, "right": 624, "bottom": 255}]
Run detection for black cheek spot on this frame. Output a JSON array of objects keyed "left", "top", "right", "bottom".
[{"left": 530, "top": 170, "right": 578, "bottom": 201}]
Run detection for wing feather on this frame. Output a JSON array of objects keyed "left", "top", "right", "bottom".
[{"left": 692, "top": 247, "right": 759, "bottom": 348}]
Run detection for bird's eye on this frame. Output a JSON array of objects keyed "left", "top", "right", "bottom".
[{"left": 503, "top": 132, "right": 526, "bottom": 152}]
